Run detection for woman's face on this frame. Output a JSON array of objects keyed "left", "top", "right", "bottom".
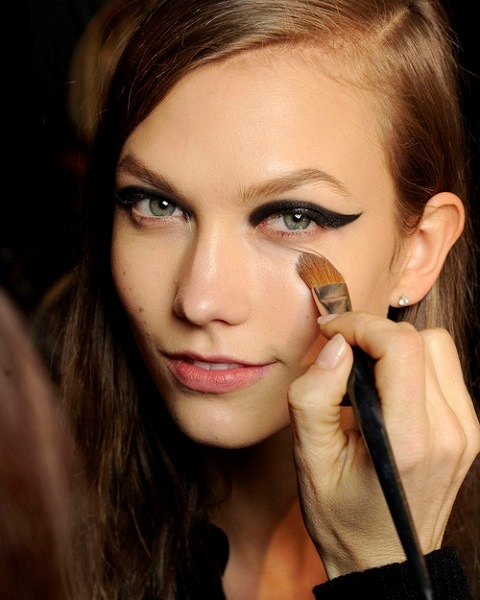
[{"left": 112, "top": 48, "right": 403, "bottom": 448}]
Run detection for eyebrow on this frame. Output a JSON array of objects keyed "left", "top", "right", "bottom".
[
  {"left": 241, "top": 167, "right": 351, "bottom": 203},
  {"left": 116, "top": 155, "right": 185, "bottom": 200},
  {"left": 116, "top": 155, "right": 351, "bottom": 204}
]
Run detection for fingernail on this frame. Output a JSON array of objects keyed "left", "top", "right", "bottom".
[
  {"left": 316, "top": 333, "right": 346, "bottom": 369},
  {"left": 317, "top": 314, "right": 339, "bottom": 325}
]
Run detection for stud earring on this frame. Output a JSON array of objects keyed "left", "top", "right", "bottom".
[{"left": 398, "top": 295, "right": 410, "bottom": 307}]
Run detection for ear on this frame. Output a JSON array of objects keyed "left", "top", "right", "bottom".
[{"left": 389, "top": 192, "right": 465, "bottom": 308}]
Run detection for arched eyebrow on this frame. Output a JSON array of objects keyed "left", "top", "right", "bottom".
[
  {"left": 116, "top": 156, "right": 351, "bottom": 203},
  {"left": 241, "top": 167, "right": 351, "bottom": 204},
  {"left": 116, "top": 155, "right": 185, "bottom": 200}
]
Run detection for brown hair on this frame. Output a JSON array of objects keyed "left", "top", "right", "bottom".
[
  {"left": 67, "top": 0, "right": 155, "bottom": 149},
  {"left": 63, "top": 0, "right": 151, "bottom": 184},
  {"left": 35, "top": 1, "right": 479, "bottom": 597}
]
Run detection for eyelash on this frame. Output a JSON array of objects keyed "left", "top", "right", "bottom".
[
  {"left": 115, "top": 187, "right": 191, "bottom": 223},
  {"left": 115, "top": 187, "right": 361, "bottom": 236},
  {"left": 255, "top": 205, "right": 356, "bottom": 238}
]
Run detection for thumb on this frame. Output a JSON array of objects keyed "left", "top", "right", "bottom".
[{"left": 288, "top": 333, "right": 354, "bottom": 468}]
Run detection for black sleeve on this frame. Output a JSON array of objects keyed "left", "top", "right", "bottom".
[{"left": 313, "top": 547, "right": 473, "bottom": 599}]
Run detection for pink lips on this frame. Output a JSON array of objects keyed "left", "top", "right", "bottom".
[{"left": 165, "top": 354, "right": 274, "bottom": 393}]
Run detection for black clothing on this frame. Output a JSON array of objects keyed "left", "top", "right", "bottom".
[{"left": 314, "top": 547, "right": 473, "bottom": 599}]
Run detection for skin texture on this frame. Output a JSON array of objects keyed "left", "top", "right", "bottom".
[
  {"left": 112, "top": 49, "right": 403, "bottom": 447},
  {"left": 110, "top": 48, "right": 480, "bottom": 597}
]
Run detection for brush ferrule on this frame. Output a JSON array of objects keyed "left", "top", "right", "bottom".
[{"left": 312, "top": 283, "right": 352, "bottom": 315}]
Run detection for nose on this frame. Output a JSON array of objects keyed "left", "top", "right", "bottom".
[{"left": 173, "top": 227, "right": 251, "bottom": 326}]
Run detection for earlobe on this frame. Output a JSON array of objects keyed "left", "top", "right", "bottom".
[{"left": 389, "top": 192, "right": 465, "bottom": 308}]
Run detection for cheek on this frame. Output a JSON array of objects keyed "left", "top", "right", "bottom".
[
  {"left": 110, "top": 226, "right": 175, "bottom": 328},
  {"left": 111, "top": 241, "right": 143, "bottom": 315},
  {"left": 338, "top": 230, "right": 400, "bottom": 315},
  {"left": 259, "top": 269, "right": 327, "bottom": 368},
  {"left": 253, "top": 252, "right": 324, "bottom": 343},
  {"left": 352, "top": 280, "right": 393, "bottom": 315}
]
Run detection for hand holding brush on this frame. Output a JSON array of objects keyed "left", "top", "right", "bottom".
[{"left": 295, "top": 251, "right": 433, "bottom": 600}]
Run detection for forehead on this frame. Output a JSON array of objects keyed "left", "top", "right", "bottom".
[
  {"left": 121, "top": 47, "right": 393, "bottom": 205},
  {"left": 144, "top": 45, "right": 380, "bottom": 137}
]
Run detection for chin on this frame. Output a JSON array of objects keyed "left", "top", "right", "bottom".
[{"left": 168, "top": 400, "right": 290, "bottom": 450}]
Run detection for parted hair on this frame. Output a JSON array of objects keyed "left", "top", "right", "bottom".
[{"left": 35, "top": 1, "right": 479, "bottom": 598}]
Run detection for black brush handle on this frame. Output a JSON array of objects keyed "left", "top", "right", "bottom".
[{"left": 347, "top": 346, "right": 433, "bottom": 600}]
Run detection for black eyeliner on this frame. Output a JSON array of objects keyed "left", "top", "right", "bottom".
[{"left": 249, "top": 200, "right": 362, "bottom": 229}]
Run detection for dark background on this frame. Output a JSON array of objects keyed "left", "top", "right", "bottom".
[
  {"left": 3, "top": 1, "right": 480, "bottom": 318},
  {"left": 4, "top": 0, "right": 108, "bottom": 315}
]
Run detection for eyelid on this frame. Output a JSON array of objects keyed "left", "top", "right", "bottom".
[
  {"left": 249, "top": 200, "right": 362, "bottom": 228},
  {"left": 115, "top": 185, "right": 191, "bottom": 215}
]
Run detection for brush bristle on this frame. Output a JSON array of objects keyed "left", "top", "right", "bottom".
[{"left": 296, "top": 252, "right": 345, "bottom": 288}]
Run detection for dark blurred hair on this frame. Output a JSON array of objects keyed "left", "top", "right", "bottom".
[{"left": 0, "top": 288, "right": 93, "bottom": 599}]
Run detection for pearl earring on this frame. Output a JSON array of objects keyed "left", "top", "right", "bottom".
[{"left": 398, "top": 295, "right": 410, "bottom": 307}]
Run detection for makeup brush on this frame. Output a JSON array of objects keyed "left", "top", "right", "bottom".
[{"left": 296, "top": 251, "right": 433, "bottom": 600}]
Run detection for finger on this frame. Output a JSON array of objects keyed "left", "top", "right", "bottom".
[
  {"left": 422, "top": 328, "right": 480, "bottom": 457},
  {"left": 318, "top": 313, "right": 429, "bottom": 437},
  {"left": 288, "top": 333, "right": 357, "bottom": 472}
]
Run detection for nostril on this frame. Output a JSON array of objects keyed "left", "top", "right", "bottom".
[
  {"left": 173, "top": 272, "right": 249, "bottom": 326},
  {"left": 173, "top": 293, "right": 187, "bottom": 320}
]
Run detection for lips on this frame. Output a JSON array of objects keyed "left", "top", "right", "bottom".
[{"left": 164, "top": 353, "right": 274, "bottom": 394}]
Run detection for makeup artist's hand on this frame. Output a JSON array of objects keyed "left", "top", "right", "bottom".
[{"left": 288, "top": 312, "right": 480, "bottom": 578}]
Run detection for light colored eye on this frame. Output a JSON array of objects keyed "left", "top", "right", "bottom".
[
  {"left": 266, "top": 210, "right": 315, "bottom": 232},
  {"left": 136, "top": 197, "right": 182, "bottom": 217},
  {"left": 282, "top": 212, "right": 312, "bottom": 230}
]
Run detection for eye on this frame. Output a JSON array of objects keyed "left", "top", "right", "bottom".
[
  {"left": 271, "top": 209, "right": 318, "bottom": 231},
  {"left": 250, "top": 200, "right": 361, "bottom": 237},
  {"left": 115, "top": 186, "right": 188, "bottom": 221}
]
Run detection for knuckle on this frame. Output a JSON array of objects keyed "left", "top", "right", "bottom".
[
  {"left": 396, "top": 321, "right": 417, "bottom": 333},
  {"left": 471, "top": 421, "right": 480, "bottom": 456},
  {"left": 354, "top": 311, "right": 380, "bottom": 333},
  {"left": 389, "top": 323, "right": 423, "bottom": 358},
  {"left": 440, "top": 421, "right": 468, "bottom": 461},
  {"left": 421, "top": 327, "right": 455, "bottom": 351},
  {"left": 423, "top": 326, "right": 449, "bottom": 339},
  {"left": 288, "top": 370, "right": 318, "bottom": 409}
]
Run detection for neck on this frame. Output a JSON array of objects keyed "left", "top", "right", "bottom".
[
  {"left": 207, "top": 429, "right": 327, "bottom": 600},
  {"left": 214, "top": 428, "right": 297, "bottom": 506}
]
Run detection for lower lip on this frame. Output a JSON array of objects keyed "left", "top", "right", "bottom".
[{"left": 166, "top": 358, "right": 273, "bottom": 394}]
